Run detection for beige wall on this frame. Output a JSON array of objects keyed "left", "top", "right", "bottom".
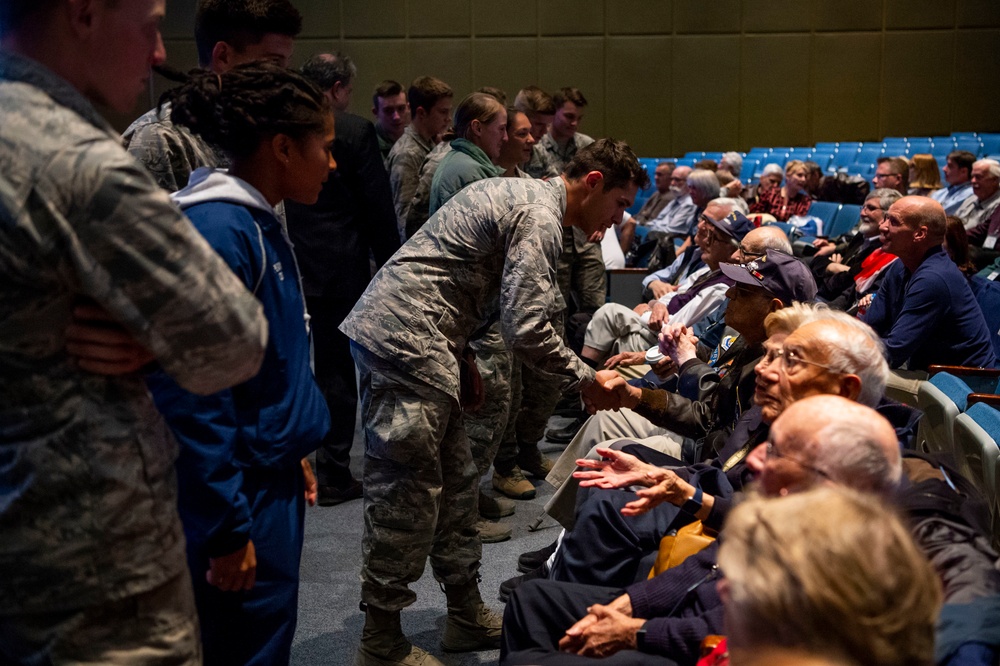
[{"left": 111, "top": 0, "right": 1000, "bottom": 158}]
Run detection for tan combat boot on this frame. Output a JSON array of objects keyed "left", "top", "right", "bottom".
[
  {"left": 440, "top": 580, "right": 503, "bottom": 652},
  {"left": 355, "top": 605, "right": 444, "bottom": 666},
  {"left": 491, "top": 465, "right": 536, "bottom": 499}
]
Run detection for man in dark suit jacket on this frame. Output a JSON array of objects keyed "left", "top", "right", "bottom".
[
  {"left": 287, "top": 53, "right": 401, "bottom": 504},
  {"left": 809, "top": 188, "right": 900, "bottom": 305}
]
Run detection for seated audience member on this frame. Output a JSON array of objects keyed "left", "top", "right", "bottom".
[
  {"left": 749, "top": 160, "right": 811, "bottom": 221},
  {"left": 148, "top": 62, "right": 334, "bottom": 666},
  {"left": 633, "top": 162, "right": 677, "bottom": 227},
  {"left": 932, "top": 150, "right": 976, "bottom": 215},
  {"left": 580, "top": 205, "right": 753, "bottom": 366},
  {"left": 959, "top": 158, "right": 1000, "bottom": 241},
  {"left": 372, "top": 79, "right": 410, "bottom": 162},
  {"left": 908, "top": 153, "right": 942, "bottom": 197},
  {"left": 717, "top": 151, "right": 744, "bottom": 197},
  {"left": 716, "top": 487, "right": 940, "bottom": 666},
  {"left": 537, "top": 307, "right": 898, "bottom": 592},
  {"left": 544, "top": 238, "right": 803, "bottom": 528},
  {"left": 945, "top": 215, "right": 979, "bottom": 278},
  {"left": 694, "top": 158, "right": 718, "bottom": 172},
  {"left": 872, "top": 156, "right": 909, "bottom": 195},
  {"left": 429, "top": 92, "right": 506, "bottom": 213},
  {"left": 386, "top": 75, "right": 453, "bottom": 239},
  {"left": 499, "top": 396, "right": 911, "bottom": 666},
  {"left": 651, "top": 169, "right": 723, "bottom": 266},
  {"left": 802, "top": 160, "right": 823, "bottom": 199},
  {"left": 644, "top": 167, "right": 696, "bottom": 269},
  {"left": 743, "top": 163, "right": 783, "bottom": 207},
  {"left": 809, "top": 188, "right": 901, "bottom": 309},
  {"left": 863, "top": 196, "right": 997, "bottom": 371}
]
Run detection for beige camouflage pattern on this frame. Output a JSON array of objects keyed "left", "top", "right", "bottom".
[
  {"left": 404, "top": 140, "right": 452, "bottom": 239},
  {"left": 121, "top": 102, "right": 226, "bottom": 192},
  {"left": 538, "top": 132, "right": 594, "bottom": 175},
  {"left": 558, "top": 227, "right": 608, "bottom": 312},
  {"left": 524, "top": 143, "right": 560, "bottom": 180},
  {"left": 386, "top": 124, "right": 435, "bottom": 241},
  {"left": 352, "top": 345, "right": 480, "bottom": 609},
  {"left": 465, "top": 326, "right": 513, "bottom": 476},
  {"left": 340, "top": 176, "right": 595, "bottom": 402},
  {"left": 0, "top": 52, "right": 268, "bottom": 615}
]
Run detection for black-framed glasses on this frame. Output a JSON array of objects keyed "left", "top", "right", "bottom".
[
  {"left": 737, "top": 242, "right": 765, "bottom": 261},
  {"left": 765, "top": 441, "right": 830, "bottom": 478}
]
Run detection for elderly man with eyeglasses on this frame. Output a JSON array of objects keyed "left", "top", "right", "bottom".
[{"left": 579, "top": 204, "right": 754, "bottom": 369}]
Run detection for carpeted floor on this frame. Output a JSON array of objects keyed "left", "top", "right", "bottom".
[{"left": 292, "top": 417, "right": 576, "bottom": 666}]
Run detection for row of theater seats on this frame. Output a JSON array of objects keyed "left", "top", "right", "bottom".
[
  {"left": 630, "top": 130, "right": 1000, "bottom": 213},
  {"left": 906, "top": 367, "right": 1000, "bottom": 550}
]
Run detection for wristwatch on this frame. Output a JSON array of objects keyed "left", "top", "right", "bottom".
[
  {"left": 680, "top": 487, "right": 703, "bottom": 516},
  {"left": 635, "top": 620, "right": 650, "bottom": 652}
]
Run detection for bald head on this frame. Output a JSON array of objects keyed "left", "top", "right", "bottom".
[
  {"left": 894, "top": 196, "right": 946, "bottom": 241},
  {"left": 779, "top": 396, "right": 901, "bottom": 493},
  {"left": 741, "top": 224, "right": 793, "bottom": 257}
]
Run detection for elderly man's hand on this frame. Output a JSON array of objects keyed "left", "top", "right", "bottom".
[
  {"left": 621, "top": 470, "right": 697, "bottom": 516},
  {"left": 604, "top": 351, "right": 646, "bottom": 369},
  {"left": 582, "top": 371, "right": 624, "bottom": 413},
  {"left": 649, "top": 280, "right": 675, "bottom": 300},
  {"left": 573, "top": 446, "right": 665, "bottom": 489},
  {"left": 812, "top": 238, "right": 836, "bottom": 257},
  {"left": 647, "top": 302, "right": 669, "bottom": 332},
  {"left": 559, "top": 603, "right": 645, "bottom": 658},
  {"left": 659, "top": 324, "right": 698, "bottom": 368}
]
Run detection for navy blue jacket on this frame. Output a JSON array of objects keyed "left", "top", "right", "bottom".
[{"left": 863, "top": 245, "right": 996, "bottom": 371}]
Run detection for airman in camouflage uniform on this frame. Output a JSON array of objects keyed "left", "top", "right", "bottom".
[
  {"left": 122, "top": 103, "right": 226, "bottom": 192},
  {"left": 387, "top": 124, "right": 436, "bottom": 241},
  {"left": 0, "top": 41, "right": 268, "bottom": 665},
  {"left": 524, "top": 142, "right": 560, "bottom": 179},
  {"left": 403, "top": 138, "right": 452, "bottom": 239},
  {"left": 341, "top": 141, "right": 645, "bottom": 664}
]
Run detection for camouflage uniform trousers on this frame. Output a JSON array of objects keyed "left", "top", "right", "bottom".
[
  {"left": 494, "top": 311, "right": 566, "bottom": 471},
  {"left": 351, "top": 343, "right": 481, "bottom": 610},
  {"left": 557, "top": 227, "right": 607, "bottom": 315},
  {"left": 0, "top": 570, "right": 201, "bottom": 665},
  {"left": 465, "top": 325, "right": 514, "bottom": 477}
]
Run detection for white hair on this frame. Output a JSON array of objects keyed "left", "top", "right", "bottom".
[
  {"left": 687, "top": 169, "right": 722, "bottom": 200},
  {"left": 712, "top": 196, "right": 750, "bottom": 215},
  {"left": 762, "top": 163, "right": 784, "bottom": 177},
  {"left": 721, "top": 152, "right": 743, "bottom": 178},
  {"left": 974, "top": 159, "right": 1000, "bottom": 179}
]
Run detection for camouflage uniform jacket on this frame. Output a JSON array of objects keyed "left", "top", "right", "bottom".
[
  {"left": 340, "top": 177, "right": 594, "bottom": 402},
  {"left": 538, "top": 131, "right": 594, "bottom": 174},
  {"left": 405, "top": 140, "right": 452, "bottom": 239},
  {"left": 122, "top": 101, "right": 226, "bottom": 192},
  {"left": 0, "top": 51, "right": 268, "bottom": 614},
  {"left": 386, "top": 124, "right": 435, "bottom": 240},
  {"left": 524, "top": 143, "right": 560, "bottom": 179}
]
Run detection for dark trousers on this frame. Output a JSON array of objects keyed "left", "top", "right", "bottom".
[
  {"left": 501, "top": 579, "right": 677, "bottom": 665},
  {"left": 308, "top": 294, "right": 360, "bottom": 487}
]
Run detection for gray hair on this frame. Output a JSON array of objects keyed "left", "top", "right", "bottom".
[
  {"left": 712, "top": 196, "right": 750, "bottom": 215},
  {"left": 687, "top": 169, "right": 721, "bottom": 200},
  {"left": 974, "top": 158, "right": 1000, "bottom": 179},
  {"left": 811, "top": 419, "right": 903, "bottom": 492},
  {"left": 721, "top": 152, "right": 743, "bottom": 178},
  {"left": 762, "top": 163, "right": 783, "bottom": 177},
  {"left": 746, "top": 225, "right": 793, "bottom": 254},
  {"left": 763, "top": 303, "right": 889, "bottom": 407},
  {"left": 866, "top": 187, "right": 903, "bottom": 212},
  {"left": 301, "top": 52, "right": 356, "bottom": 90}
]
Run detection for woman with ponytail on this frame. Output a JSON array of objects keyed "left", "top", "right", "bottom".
[{"left": 145, "top": 61, "right": 335, "bottom": 666}]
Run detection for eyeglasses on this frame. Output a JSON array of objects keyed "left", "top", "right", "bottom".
[
  {"left": 758, "top": 344, "right": 838, "bottom": 375},
  {"left": 765, "top": 441, "right": 830, "bottom": 478},
  {"left": 737, "top": 243, "right": 765, "bottom": 261}
]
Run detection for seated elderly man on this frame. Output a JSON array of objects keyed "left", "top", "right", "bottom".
[
  {"left": 500, "top": 394, "right": 905, "bottom": 666},
  {"left": 960, "top": 158, "right": 1000, "bottom": 244},
  {"left": 809, "top": 188, "right": 901, "bottom": 309},
  {"left": 544, "top": 237, "right": 800, "bottom": 528},
  {"left": 580, "top": 205, "right": 753, "bottom": 367},
  {"left": 645, "top": 169, "right": 721, "bottom": 270},
  {"left": 524, "top": 306, "right": 916, "bottom": 596},
  {"left": 863, "top": 195, "right": 996, "bottom": 371}
]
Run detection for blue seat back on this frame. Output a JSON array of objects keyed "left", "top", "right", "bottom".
[
  {"left": 826, "top": 204, "right": 861, "bottom": 239},
  {"left": 806, "top": 201, "right": 839, "bottom": 226}
]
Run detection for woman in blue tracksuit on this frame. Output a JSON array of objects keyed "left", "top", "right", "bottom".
[{"left": 145, "top": 62, "right": 335, "bottom": 665}]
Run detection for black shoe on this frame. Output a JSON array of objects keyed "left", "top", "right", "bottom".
[
  {"left": 499, "top": 564, "right": 548, "bottom": 603},
  {"left": 545, "top": 416, "right": 585, "bottom": 444},
  {"left": 317, "top": 478, "right": 362, "bottom": 506},
  {"left": 517, "top": 540, "right": 558, "bottom": 574}
]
